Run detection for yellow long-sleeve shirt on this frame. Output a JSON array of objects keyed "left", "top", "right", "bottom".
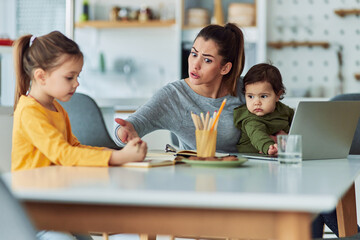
[{"left": 12, "top": 96, "right": 111, "bottom": 171}]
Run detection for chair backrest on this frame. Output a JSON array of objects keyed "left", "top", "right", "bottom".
[
  {"left": 0, "top": 106, "right": 13, "bottom": 172},
  {"left": 171, "top": 132, "right": 179, "bottom": 148},
  {"left": 0, "top": 177, "right": 37, "bottom": 239},
  {"left": 58, "top": 93, "right": 121, "bottom": 149},
  {"left": 330, "top": 93, "right": 360, "bottom": 154}
]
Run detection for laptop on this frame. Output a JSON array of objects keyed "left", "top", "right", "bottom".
[{"left": 240, "top": 101, "right": 360, "bottom": 161}]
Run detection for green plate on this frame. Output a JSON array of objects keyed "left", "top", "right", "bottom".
[{"left": 181, "top": 157, "right": 248, "bottom": 168}]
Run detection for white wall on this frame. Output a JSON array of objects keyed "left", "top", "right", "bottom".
[
  {"left": 267, "top": 0, "right": 360, "bottom": 98},
  {"left": 0, "top": 0, "right": 15, "bottom": 106}
]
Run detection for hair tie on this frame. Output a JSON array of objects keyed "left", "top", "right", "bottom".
[{"left": 29, "top": 35, "right": 36, "bottom": 47}]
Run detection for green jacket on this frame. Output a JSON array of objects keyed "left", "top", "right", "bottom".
[{"left": 234, "top": 102, "right": 294, "bottom": 154}]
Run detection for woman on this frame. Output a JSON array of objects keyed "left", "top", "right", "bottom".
[{"left": 114, "top": 23, "right": 245, "bottom": 153}]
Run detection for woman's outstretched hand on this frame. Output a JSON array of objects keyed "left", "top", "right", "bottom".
[{"left": 115, "top": 118, "right": 139, "bottom": 143}]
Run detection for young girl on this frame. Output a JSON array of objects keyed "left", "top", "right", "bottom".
[{"left": 12, "top": 31, "right": 147, "bottom": 172}]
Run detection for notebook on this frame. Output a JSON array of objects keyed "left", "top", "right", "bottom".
[
  {"left": 121, "top": 152, "right": 176, "bottom": 168},
  {"left": 240, "top": 101, "right": 360, "bottom": 161}
]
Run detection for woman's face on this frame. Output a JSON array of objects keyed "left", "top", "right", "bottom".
[{"left": 188, "top": 37, "right": 229, "bottom": 87}]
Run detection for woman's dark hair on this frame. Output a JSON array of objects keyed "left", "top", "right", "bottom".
[
  {"left": 13, "top": 31, "right": 83, "bottom": 110},
  {"left": 195, "top": 23, "right": 245, "bottom": 96},
  {"left": 242, "top": 63, "right": 286, "bottom": 99}
]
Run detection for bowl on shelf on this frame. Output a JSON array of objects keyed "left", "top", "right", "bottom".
[
  {"left": 228, "top": 3, "right": 255, "bottom": 27},
  {"left": 187, "top": 8, "right": 209, "bottom": 27}
]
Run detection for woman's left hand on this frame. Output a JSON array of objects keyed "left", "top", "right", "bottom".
[{"left": 115, "top": 118, "right": 139, "bottom": 143}]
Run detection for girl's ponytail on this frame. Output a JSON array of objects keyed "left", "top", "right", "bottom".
[
  {"left": 12, "top": 31, "right": 83, "bottom": 111},
  {"left": 13, "top": 35, "right": 32, "bottom": 111}
]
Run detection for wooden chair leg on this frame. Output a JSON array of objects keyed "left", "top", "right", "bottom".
[
  {"left": 336, "top": 182, "right": 358, "bottom": 237},
  {"left": 102, "top": 232, "right": 109, "bottom": 240}
]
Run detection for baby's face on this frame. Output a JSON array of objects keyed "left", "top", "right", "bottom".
[{"left": 245, "top": 81, "right": 280, "bottom": 117}]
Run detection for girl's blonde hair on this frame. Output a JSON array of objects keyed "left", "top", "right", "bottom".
[{"left": 13, "top": 31, "right": 83, "bottom": 110}]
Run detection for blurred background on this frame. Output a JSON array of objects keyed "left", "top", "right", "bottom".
[{"left": 0, "top": 0, "right": 359, "bottom": 142}]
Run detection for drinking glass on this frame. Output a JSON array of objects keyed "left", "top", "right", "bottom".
[{"left": 277, "top": 135, "right": 302, "bottom": 164}]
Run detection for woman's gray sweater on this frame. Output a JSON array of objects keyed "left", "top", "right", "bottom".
[{"left": 114, "top": 79, "right": 245, "bottom": 153}]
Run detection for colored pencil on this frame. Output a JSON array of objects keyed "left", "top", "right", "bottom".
[{"left": 211, "top": 98, "right": 227, "bottom": 130}]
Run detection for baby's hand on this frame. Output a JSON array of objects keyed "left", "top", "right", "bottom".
[{"left": 267, "top": 144, "right": 278, "bottom": 155}]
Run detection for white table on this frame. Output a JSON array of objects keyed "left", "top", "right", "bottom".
[{"left": 3, "top": 157, "right": 360, "bottom": 240}]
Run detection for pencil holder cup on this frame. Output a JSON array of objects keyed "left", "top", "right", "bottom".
[{"left": 195, "top": 130, "right": 217, "bottom": 157}]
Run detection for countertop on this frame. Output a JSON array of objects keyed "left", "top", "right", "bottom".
[{"left": 93, "top": 96, "right": 329, "bottom": 111}]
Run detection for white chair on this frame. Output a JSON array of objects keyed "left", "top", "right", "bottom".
[
  {"left": 0, "top": 106, "right": 13, "bottom": 172},
  {"left": 0, "top": 177, "right": 37, "bottom": 239}
]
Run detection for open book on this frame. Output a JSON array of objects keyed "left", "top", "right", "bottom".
[
  {"left": 120, "top": 152, "right": 176, "bottom": 168},
  {"left": 120, "top": 150, "right": 230, "bottom": 168}
]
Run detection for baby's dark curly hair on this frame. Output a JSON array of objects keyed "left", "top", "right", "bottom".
[{"left": 242, "top": 63, "right": 286, "bottom": 99}]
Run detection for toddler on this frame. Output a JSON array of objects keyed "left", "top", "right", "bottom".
[{"left": 234, "top": 63, "right": 294, "bottom": 155}]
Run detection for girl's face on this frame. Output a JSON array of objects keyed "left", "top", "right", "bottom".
[
  {"left": 245, "top": 81, "right": 280, "bottom": 117},
  {"left": 43, "top": 56, "right": 83, "bottom": 102},
  {"left": 188, "top": 37, "right": 229, "bottom": 87}
]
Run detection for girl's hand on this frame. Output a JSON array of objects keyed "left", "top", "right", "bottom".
[
  {"left": 268, "top": 144, "right": 278, "bottom": 155},
  {"left": 109, "top": 138, "right": 147, "bottom": 165},
  {"left": 115, "top": 118, "right": 139, "bottom": 143}
]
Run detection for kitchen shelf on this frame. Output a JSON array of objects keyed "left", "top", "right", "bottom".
[
  {"left": 268, "top": 41, "right": 330, "bottom": 49},
  {"left": 334, "top": 9, "right": 360, "bottom": 17},
  {"left": 75, "top": 19, "right": 176, "bottom": 28}
]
